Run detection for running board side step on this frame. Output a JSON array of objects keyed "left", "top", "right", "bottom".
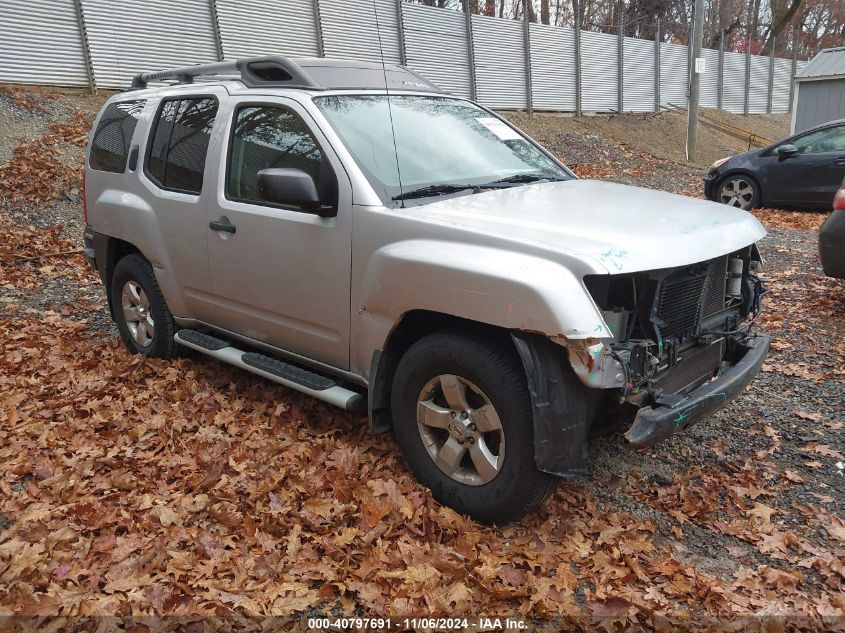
[{"left": 174, "top": 330, "right": 366, "bottom": 413}]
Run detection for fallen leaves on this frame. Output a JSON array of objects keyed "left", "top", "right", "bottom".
[{"left": 751, "top": 207, "right": 828, "bottom": 231}]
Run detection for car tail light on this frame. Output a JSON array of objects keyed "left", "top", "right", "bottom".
[
  {"left": 834, "top": 186, "right": 845, "bottom": 211},
  {"left": 82, "top": 170, "right": 88, "bottom": 225}
]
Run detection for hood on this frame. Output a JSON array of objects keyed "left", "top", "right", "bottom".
[
  {"left": 723, "top": 146, "right": 764, "bottom": 165},
  {"left": 405, "top": 179, "right": 767, "bottom": 274}
]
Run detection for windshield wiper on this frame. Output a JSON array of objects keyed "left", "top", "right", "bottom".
[
  {"left": 486, "top": 172, "right": 567, "bottom": 186},
  {"left": 391, "top": 174, "right": 562, "bottom": 201},
  {"left": 392, "top": 183, "right": 499, "bottom": 201}
]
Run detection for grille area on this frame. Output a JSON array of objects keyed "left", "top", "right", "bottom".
[
  {"left": 654, "top": 340, "right": 724, "bottom": 394},
  {"left": 655, "top": 257, "right": 728, "bottom": 339}
]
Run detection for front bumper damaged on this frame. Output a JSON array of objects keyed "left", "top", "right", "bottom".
[{"left": 624, "top": 334, "right": 771, "bottom": 449}]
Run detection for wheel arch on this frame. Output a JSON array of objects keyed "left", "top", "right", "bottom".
[
  {"left": 368, "top": 310, "right": 517, "bottom": 433},
  {"left": 368, "top": 312, "right": 598, "bottom": 478},
  {"left": 101, "top": 236, "right": 142, "bottom": 320}
]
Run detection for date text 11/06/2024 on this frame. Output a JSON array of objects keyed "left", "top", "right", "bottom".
[{"left": 307, "top": 617, "right": 528, "bottom": 630}]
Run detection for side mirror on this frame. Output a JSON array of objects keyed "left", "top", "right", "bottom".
[
  {"left": 776, "top": 144, "right": 799, "bottom": 159},
  {"left": 256, "top": 168, "right": 333, "bottom": 216}
]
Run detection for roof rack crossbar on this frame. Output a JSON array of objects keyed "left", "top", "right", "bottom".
[{"left": 130, "top": 56, "right": 323, "bottom": 90}]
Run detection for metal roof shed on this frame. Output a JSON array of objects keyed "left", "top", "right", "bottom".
[{"left": 791, "top": 46, "right": 845, "bottom": 133}]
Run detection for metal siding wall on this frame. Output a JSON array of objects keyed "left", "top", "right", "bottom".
[
  {"left": 722, "top": 51, "right": 746, "bottom": 113},
  {"left": 320, "top": 0, "right": 401, "bottom": 64},
  {"left": 0, "top": 0, "right": 806, "bottom": 116},
  {"left": 82, "top": 0, "right": 218, "bottom": 89},
  {"left": 528, "top": 23, "right": 575, "bottom": 111},
  {"left": 771, "top": 58, "right": 792, "bottom": 113},
  {"left": 402, "top": 4, "right": 471, "bottom": 99},
  {"left": 748, "top": 54, "right": 768, "bottom": 113},
  {"left": 472, "top": 15, "right": 526, "bottom": 109},
  {"left": 216, "top": 0, "right": 319, "bottom": 59},
  {"left": 796, "top": 79, "right": 845, "bottom": 132},
  {"left": 700, "top": 48, "right": 719, "bottom": 108},
  {"left": 660, "top": 42, "right": 687, "bottom": 108},
  {"left": 581, "top": 31, "right": 618, "bottom": 112},
  {"left": 623, "top": 36, "right": 654, "bottom": 112},
  {"left": 0, "top": 0, "right": 89, "bottom": 86}
]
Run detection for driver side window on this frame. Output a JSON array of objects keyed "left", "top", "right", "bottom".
[
  {"left": 792, "top": 125, "right": 845, "bottom": 155},
  {"left": 226, "top": 105, "right": 336, "bottom": 206}
]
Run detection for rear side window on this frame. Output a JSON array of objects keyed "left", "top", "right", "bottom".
[
  {"left": 146, "top": 97, "right": 218, "bottom": 194},
  {"left": 89, "top": 100, "right": 145, "bottom": 173}
]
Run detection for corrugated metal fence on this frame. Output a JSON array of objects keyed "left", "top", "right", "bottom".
[{"left": 0, "top": 0, "right": 804, "bottom": 115}]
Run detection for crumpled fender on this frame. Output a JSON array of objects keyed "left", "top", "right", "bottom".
[
  {"left": 511, "top": 331, "right": 600, "bottom": 477},
  {"left": 353, "top": 240, "right": 612, "bottom": 377}
]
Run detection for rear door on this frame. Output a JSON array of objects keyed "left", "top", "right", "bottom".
[
  {"left": 766, "top": 124, "right": 845, "bottom": 207},
  {"left": 204, "top": 96, "right": 353, "bottom": 370},
  {"left": 138, "top": 89, "right": 225, "bottom": 321}
]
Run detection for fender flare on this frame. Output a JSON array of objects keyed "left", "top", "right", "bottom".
[{"left": 511, "top": 331, "right": 600, "bottom": 477}]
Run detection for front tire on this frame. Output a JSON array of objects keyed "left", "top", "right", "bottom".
[
  {"left": 110, "top": 253, "right": 177, "bottom": 359},
  {"left": 718, "top": 174, "right": 761, "bottom": 210},
  {"left": 391, "top": 330, "right": 557, "bottom": 524}
]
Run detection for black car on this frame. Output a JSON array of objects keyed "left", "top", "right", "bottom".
[
  {"left": 819, "top": 177, "right": 845, "bottom": 280},
  {"left": 704, "top": 119, "right": 845, "bottom": 211}
]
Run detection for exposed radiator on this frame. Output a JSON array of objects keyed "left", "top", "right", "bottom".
[
  {"left": 655, "top": 256, "right": 728, "bottom": 340},
  {"left": 655, "top": 339, "right": 725, "bottom": 395}
]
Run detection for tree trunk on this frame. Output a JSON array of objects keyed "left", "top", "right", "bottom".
[
  {"left": 484, "top": 0, "right": 496, "bottom": 16},
  {"left": 540, "top": 0, "right": 550, "bottom": 24},
  {"left": 762, "top": 0, "right": 804, "bottom": 54}
]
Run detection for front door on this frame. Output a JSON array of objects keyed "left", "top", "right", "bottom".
[
  {"left": 767, "top": 124, "right": 845, "bottom": 207},
  {"left": 205, "top": 98, "right": 352, "bottom": 370}
]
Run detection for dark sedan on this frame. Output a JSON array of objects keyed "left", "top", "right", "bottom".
[
  {"left": 704, "top": 119, "right": 845, "bottom": 211},
  {"left": 819, "top": 178, "right": 845, "bottom": 280}
]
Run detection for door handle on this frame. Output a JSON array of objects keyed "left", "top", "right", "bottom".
[{"left": 209, "top": 219, "right": 236, "bottom": 234}]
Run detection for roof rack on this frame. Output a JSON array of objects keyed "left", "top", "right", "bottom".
[{"left": 131, "top": 56, "right": 324, "bottom": 90}]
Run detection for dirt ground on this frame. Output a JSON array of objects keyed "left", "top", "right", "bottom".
[
  {"left": 0, "top": 86, "right": 843, "bottom": 629},
  {"left": 506, "top": 108, "right": 792, "bottom": 169}
]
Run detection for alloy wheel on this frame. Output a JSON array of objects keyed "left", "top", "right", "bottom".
[
  {"left": 121, "top": 280, "right": 155, "bottom": 347},
  {"left": 719, "top": 177, "right": 755, "bottom": 209},
  {"left": 416, "top": 374, "right": 505, "bottom": 486}
]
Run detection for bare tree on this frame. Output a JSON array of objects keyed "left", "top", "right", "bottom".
[{"left": 762, "top": 0, "right": 804, "bottom": 53}]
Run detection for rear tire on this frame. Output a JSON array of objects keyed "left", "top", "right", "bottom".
[
  {"left": 718, "top": 174, "right": 761, "bottom": 210},
  {"left": 110, "top": 254, "right": 177, "bottom": 359},
  {"left": 391, "top": 330, "right": 557, "bottom": 524}
]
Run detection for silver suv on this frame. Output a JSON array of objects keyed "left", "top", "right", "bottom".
[{"left": 83, "top": 56, "right": 770, "bottom": 523}]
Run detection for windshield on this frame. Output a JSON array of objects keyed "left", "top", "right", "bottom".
[{"left": 314, "top": 95, "right": 570, "bottom": 204}]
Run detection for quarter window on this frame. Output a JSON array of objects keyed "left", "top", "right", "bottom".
[
  {"left": 146, "top": 97, "right": 218, "bottom": 194},
  {"left": 227, "top": 105, "right": 335, "bottom": 206},
  {"left": 89, "top": 100, "right": 145, "bottom": 173}
]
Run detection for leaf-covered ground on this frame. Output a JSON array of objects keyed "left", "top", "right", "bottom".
[{"left": 1, "top": 87, "right": 843, "bottom": 630}]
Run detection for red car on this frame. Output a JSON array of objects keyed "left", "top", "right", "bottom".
[{"left": 819, "top": 177, "right": 845, "bottom": 280}]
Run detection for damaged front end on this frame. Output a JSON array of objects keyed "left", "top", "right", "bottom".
[{"left": 576, "top": 245, "right": 770, "bottom": 448}]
